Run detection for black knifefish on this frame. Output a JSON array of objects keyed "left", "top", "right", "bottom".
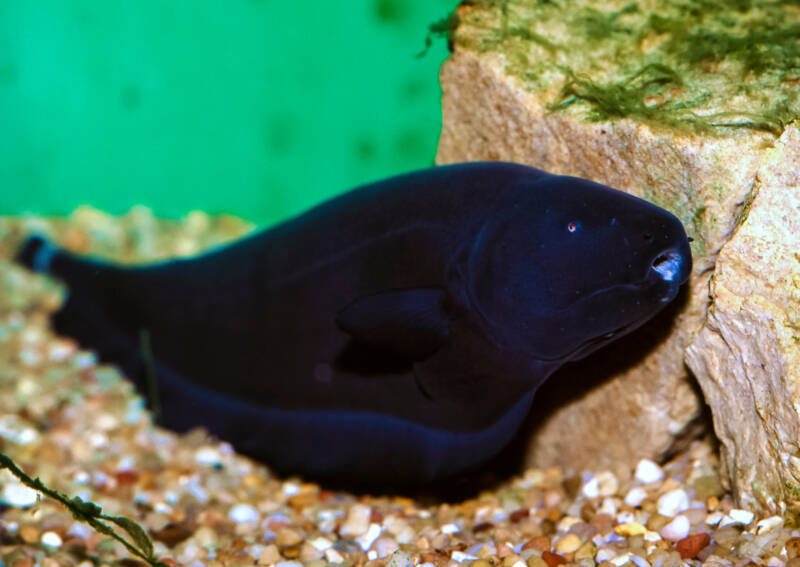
[{"left": 15, "top": 162, "right": 692, "bottom": 486}]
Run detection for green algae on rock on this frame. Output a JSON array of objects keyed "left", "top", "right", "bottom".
[{"left": 452, "top": 0, "right": 800, "bottom": 135}]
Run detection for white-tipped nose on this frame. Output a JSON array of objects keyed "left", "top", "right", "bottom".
[{"left": 651, "top": 249, "right": 684, "bottom": 282}]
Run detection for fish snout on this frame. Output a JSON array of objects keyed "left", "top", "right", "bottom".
[{"left": 649, "top": 244, "right": 692, "bottom": 301}]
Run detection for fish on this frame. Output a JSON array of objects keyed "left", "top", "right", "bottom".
[{"left": 15, "top": 162, "right": 692, "bottom": 487}]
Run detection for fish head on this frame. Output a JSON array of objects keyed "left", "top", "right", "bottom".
[{"left": 465, "top": 173, "right": 692, "bottom": 364}]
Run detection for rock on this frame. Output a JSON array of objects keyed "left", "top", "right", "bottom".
[
  {"left": 436, "top": 0, "right": 797, "bottom": 482},
  {"left": 685, "top": 127, "right": 800, "bottom": 513},
  {"left": 437, "top": 0, "right": 800, "bottom": 501}
]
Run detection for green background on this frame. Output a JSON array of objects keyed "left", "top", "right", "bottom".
[{"left": 0, "top": 1, "right": 457, "bottom": 225}]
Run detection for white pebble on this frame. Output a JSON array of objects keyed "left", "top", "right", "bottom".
[
  {"left": 611, "top": 554, "right": 632, "bottom": 566},
  {"left": 325, "top": 548, "right": 345, "bottom": 563},
  {"left": 756, "top": 515, "right": 784, "bottom": 534},
  {"left": 41, "top": 531, "right": 63, "bottom": 548},
  {"left": 635, "top": 459, "right": 664, "bottom": 484},
  {"left": 720, "top": 508, "right": 755, "bottom": 527},
  {"left": 657, "top": 489, "right": 690, "bottom": 517},
  {"left": 624, "top": 486, "right": 648, "bottom": 507},
  {"left": 629, "top": 554, "right": 652, "bottom": 567},
  {"left": 583, "top": 471, "right": 619, "bottom": 498},
  {"left": 375, "top": 537, "right": 399, "bottom": 558},
  {"left": 368, "top": 550, "right": 378, "bottom": 561},
  {"left": 644, "top": 530, "right": 662, "bottom": 542},
  {"left": 660, "top": 515, "right": 690, "bottom": 541},
  {"left": 706, "top": 511, "right": 724, "bottom": 526},
  {"left": 616, "top": 511, "right": 636, "bottom": 525},
  {"left": 599, "top": 497, "right": 618, "bottom": 516},
  {"left": 596, "top": 548, "right": 618, "bottom": 562},
  {"left": 451, "top": 551, "right": 478, "bottom": 563},
  {"left": 275, "top": 562, "right": 303, "bottom": 567},
  {"left": 229, "top": 504, "right": 259, "bottom": 524},
  {"left": 282, "top": 481, "right": 300, "bottom": 496},
  {"left": 387, "top": 550, "right": 414, "bottom": 567},
  {"left": 1, "top": 482, "right": 39, "bottom": 508},
  {"left": 194, "top": 447, "right": 222, "bottom": 466},
  {"left": 310, "top": 537, "right": 333, "bottom": 551},
  {"left": 767, "top": 557, "right": 785, "bottom": 567},
  {"left": 729, "top": 508, "right": 755, "bottom": 525},
  {"left": 441, "top": 522, "right": 460, "bottom": 534},
  {"left": 357, "top": 523, "right": 383, "bottom": 551},
  {"left": 341, "top": 504, "right": 371, "bottom": 536}
]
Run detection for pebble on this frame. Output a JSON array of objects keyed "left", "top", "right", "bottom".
[
  {"left": 527, "top": 557, "right": 548, "bottom": 567},
  {"left": 596, "top": 548, "right": 617, "bottom": 563},
  {"left": 1, "top": 482, "right": 39, "bottom": 508},
  {"left": 40, "top": 531, "right": 63, "bottom": 548},
  {"left": 442, "top": 522, "right": 460, "bottom": 534},
  {"left": 258, "top": 545, "right": 281, "bottom": 564},
  {"left": 523, "top": 536, "right": 551, "bottom": 552},
  {"left": 725, "top": 508, "right": 755, "bottom": 526},
  {"left": 388, "top": 550, "right": 415, "bottom": 567},
  {"left": 309, "top": 537, "right": 332, "bottom": 551},
  {"left": 229, "top": 503, "right": 259, "bottom": 524},
  {"left": 356, "top": 523, "right": 383, "bottom": 551},
  {"left": 756, "top": 516, "right": 784, "bottom": 534},
  {"left": 194, "top": 446, "right": 222, "bottom": 466},
  {"left": 583, "top": 472, "right": 619, "bottom": 498},
  {"left": 657, "top": 489, "right": 690, "bottom": 517},
  {"left": 786, "top": 537, "right": 800, "bottom": 559},
  {"left": 451, "top": 551, "right": 478, "bottom": 563},
  {"left": 375, "top": 536, "right": 399, "bottom": 558},
  {"left": 615, "top": 522, "right": 647, "bottom": 537},
  {"left": 660, "top": 515, "right": 690, "bottom": 541},
  {"left": 676, "top": 533, "right": 711, "bottom": 559},
  {"left": 542, "top": 551, "right": 568, "bottom": 567},
  {"left": 275, "top": 526, "right": 303, "bottom": 547},
  {"left": 555, "top": 534, "right": 582, "bottom": 553},
  {"left": 325, "top": 548, "right": 345, "bottom": 563},
  {"left": 624, "top": 487, "right": 648, "bottom": 507},
  {"left": 635, "top": 459, "right": 664, "bottom": 484},
  {"left": 340, "top": 503, "right": 371, "bottom": 536}
]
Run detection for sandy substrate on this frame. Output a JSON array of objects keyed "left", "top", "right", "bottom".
[{"left": 0, "top": 210, "right": 793, "bottom": 567}]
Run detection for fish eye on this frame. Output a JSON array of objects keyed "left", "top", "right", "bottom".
[{"left": 567, "top": 221, "right": 580, "bottom": 233}]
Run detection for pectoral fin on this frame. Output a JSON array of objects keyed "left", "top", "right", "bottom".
[{"left": 335, "top": 288, "right": 450, "bottom": 360}]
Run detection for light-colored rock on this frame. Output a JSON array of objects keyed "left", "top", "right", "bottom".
[
  {"left": 686, "top": 126, "right": 800, "bottom": 513},
  {"left": 437, "top": 0, "right": 798, "bottom": 491}
]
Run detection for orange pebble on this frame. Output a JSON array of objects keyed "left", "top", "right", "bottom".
[
  {"left": 542, "top": 551, "right": 567, "bottom": 567},
  {"left": 676, "top": 533, "right": 711, "bottom": 559}
]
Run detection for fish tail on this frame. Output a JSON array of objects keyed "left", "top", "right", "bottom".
[
  {"left": 14, "top": 235, "right": 147, "bottom": 388},
  {"left": 15, "top": 234, "right": 61, "bottom": 274}
]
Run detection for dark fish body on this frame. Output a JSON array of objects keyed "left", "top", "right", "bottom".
[{"left": 15, "top": 162, "right": 692, "bottom": 486}]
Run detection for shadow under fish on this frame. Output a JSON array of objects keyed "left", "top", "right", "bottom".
[{"left": 15, "top": 162, "right": 692, "bottom": 490}]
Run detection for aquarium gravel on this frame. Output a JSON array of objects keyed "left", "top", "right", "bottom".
[{"left": 0, "top": 209, "right": 794, "bottom": 567}]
